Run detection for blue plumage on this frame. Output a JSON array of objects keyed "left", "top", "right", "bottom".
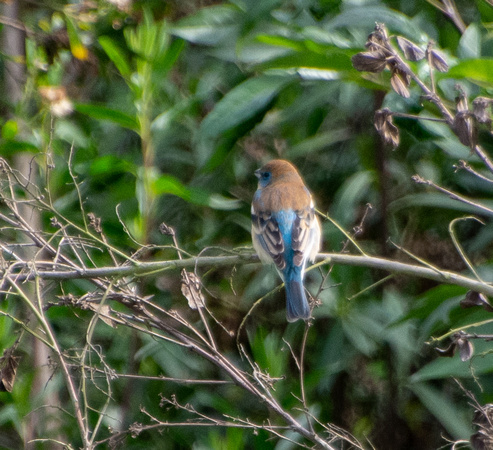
[{"left": 251, "top": 160, "right": 321, "bottom": 322}]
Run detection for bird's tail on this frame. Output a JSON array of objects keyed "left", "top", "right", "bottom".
[{"left": 285, "top": 279, "right": 311, "bottom": 322}]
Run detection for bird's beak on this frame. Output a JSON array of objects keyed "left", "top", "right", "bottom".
[{"left": 254, "top": 169, "right": 261, "bottom": 179}]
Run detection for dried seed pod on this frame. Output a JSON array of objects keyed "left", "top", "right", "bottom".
[
  {"left": 471, "top": 430, "right": 493, "bottom": 450},
  {"left": 366, "top": 32, "right": 389, "bottom": 54},
  {"left": 374, "top": 108, "right": 390, "bottom": 130},
  {"left": 456, "top": 335, "right": 474, "bottom": 361},
  {"left": 456, "top": 89, "right": 469, "bottom": 113},
  {"left": 181, "top": 269, "right": 205, "bottom": 309},
  {"left": 390, "top": 68, "right": 410, "bottom": 98},
  {"left": 351, "top": 51, "right": 388, "bottom": 73},
  {"left": 159, "top": 222, "right": 175, "bottom": 236},
  {"left": 0, "top": 348, "right": 20, "bottom": 393},
  {"left": 365, "top": 33, "right": 383, "bottom": 52},
  {"left": 460, "top": 291, "right": 493, "bottom": 312},
  {"left": 473, "top": 404, "right": 493, "bottom": 427},
  {"left": 471, "top": 405, "right": 493, "bottom": 450},
  {"left": 374, "top": 108, "right": 400, "bottom": 147},
  {"left": 435, "top": 341, "right": 457, "bottom": 358},
  {"left": 87, "top": 212, "right": 102, "bottom": 233},
  {"left": 454, "top": 111, "right": 477, "bottom": 147},
  {"left": 427, "top": 44, "right": 449, "bottom": 72},
  {"left": 397, "top": 36, "right": 425, "bottom": 61},
  {"left": 473, "top": 97, "right": 492, "bottom": 126},
  {"left": 374, "top": 23, "right": 389, "bottom": 41},
  {"left": 435, "top": 331, "right": 473, "bottom": 361}
]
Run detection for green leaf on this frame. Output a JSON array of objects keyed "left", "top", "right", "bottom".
[
  {"left": 256, "top": 34, "right": 306, "bottom": 52},
  {"left": 171, "top": 5, "right": 240, "bottom": 46},
  {"left": 0, "top": 141, "right": 38, "bottom": 155},
  {"left": 458, "top": 23, "right": 481, "bottom": 59},
  {"left": 65, "top": 16, "right": 88, "bottom": 61},
  {"left": 331, "top": 171, "right": 375, "bottom": 226},
  {"left": 155, "top": 38, "right": 185, "bottom": 75},
  {"left": 124, "top": 8, "right": 169, "bottom": 62},
  {"left": 390, "top": 193, "right": 493, "bottom": 217},
  {"left": 197, "top": 74, "right": 294, "bottom": 169},
  {"left": 255, "top": 48, "right": 355, "bottom": 72},
  {"left": 409, "top": 383, "right": 472, "bottom": 440},
  {"left": 327, "top": 6, "right": 424, "bottom": 40},
  {"left": 208, "top": 194, "right": 241, "bottom": 210},
  {"left": 411, "top": 327, "right": 493, "bottom": 383},
  {"left": 447, "top": 59, "right": 493, "bottom": 85},
  {"left": 99, "top": 36, "right": 132, "bottom": 79},
  {"left": 153, "top": 175, "right": 210, "bottom": 206},
  {"left": 199, "top": 75, "right": 294, "bottom": 141},
  {"left": 153, "top": 174, "right": 190, "bottom": 198},
  {"left": 287, "top": 129, "right": 350, "bottom": 158},
  {"left": 74, "top": 103, "right": 138, "bottom": 131},
  {"left": 395, "top": 285, "right": 465, "bottom": 323},
  {"left": 1, "top": 120, "right": 18, "bottom": 140},
  {"left": 88, "top": 155, "right": 136, "bottom": 177}
]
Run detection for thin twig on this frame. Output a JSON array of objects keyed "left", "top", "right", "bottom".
[{"left": 412, "top": 174, "right": 493, "bottom": 216}]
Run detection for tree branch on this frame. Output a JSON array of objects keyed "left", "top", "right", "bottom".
[{"left": 2, "top": 251, "right": 491, "bottom": 296}]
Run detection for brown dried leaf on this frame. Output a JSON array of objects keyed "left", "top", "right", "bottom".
[
  {"left": 396, "top": 36, "right": 425, "bottom": 61},
  {"left": 351, "top": 52, "right": 388, "bottom": 73},
  {"left": 181, "top": 269, "right": 205, "bottom": 310}
]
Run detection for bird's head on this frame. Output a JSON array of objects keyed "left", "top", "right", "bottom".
[{"left": 254, "top": 160, "right": 300, "bottom": 188}]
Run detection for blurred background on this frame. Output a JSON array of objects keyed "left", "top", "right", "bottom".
[{"left": 1, "top": 0, "right": 493, "bottom": 448}]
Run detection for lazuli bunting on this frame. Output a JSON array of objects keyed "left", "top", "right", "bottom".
[{"left": 251, "top": 160, "right": 321, "bottom": 322}]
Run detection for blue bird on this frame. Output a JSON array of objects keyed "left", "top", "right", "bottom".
[{"left": 251, "top": 160, "right": 321, "bottom": 322}]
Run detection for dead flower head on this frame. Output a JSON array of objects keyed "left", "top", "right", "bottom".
[{"left": 39, "top": 86, "right": 73, "bottom": 117}]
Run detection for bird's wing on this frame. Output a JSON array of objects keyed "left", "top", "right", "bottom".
[
  {"left": 251, "top": 208, "right": 286, "bottom": 270},
  {"left": 291, "top": 200, "right": 318, "bottom": 267}
]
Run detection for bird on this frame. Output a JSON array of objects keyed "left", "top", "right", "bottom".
[{"left": 251, "top": 159, "right": 321, "bottom": 322}]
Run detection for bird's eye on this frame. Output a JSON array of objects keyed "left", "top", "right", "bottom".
[{"left": 262, "top": 172, "right": 270, "bottom": 179}]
